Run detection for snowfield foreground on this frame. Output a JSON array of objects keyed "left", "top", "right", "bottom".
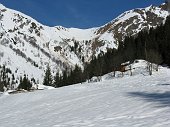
[{"left": 0, "top": 61, "right": 170, "bottom": 127}]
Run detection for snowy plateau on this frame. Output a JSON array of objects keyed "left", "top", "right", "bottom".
[
  {"left": 0, "top": 3, "right": 169, "bottom": 84},
  {"left": 0, "top": 60, "right": 170, "bottom": 127}
]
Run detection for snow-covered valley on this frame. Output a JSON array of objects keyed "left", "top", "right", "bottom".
[
  {"left": 1, "top": 2, "right": 170, "bottom": 126},
  {"left": 0, "top": 61, "right": 170, "bottom": 127}
]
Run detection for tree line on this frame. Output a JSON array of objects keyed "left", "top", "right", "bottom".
[
  {"left": 43, "top": 16, "right": 170, "bottom": 87},
  {"left": 85, "top": 16, "right": 170, "bottom": 79},
  {"left": 2, "top": 15, "right": 170, "bottom": 90},
  {"left": 0, "top": 65, "right": 34, "bottom": 92},
  {"left": 43, "top": 64, "right": 84, "bottom": 87}
]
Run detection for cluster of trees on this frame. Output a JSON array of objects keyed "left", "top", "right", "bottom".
[
  {"left": 0, "top": 65, "right": 34, "bottom": 92},
  {"left": 84, "top": 16, "right": 170, "bottom": 79},
  {"left": 18, "top": 74, "right": 33, "bottom": 91},
  {"left": 0, "top": 65, "right": 12, "bottom": 92},
  {"left": 43, "top": 64, "right": 84, "bottom": 87},
  {"left": 54, "top": 64, "right": 83, "bottom": 87},
  {"left": 43, "top": 16, "right": 170, "bottom": 87}
]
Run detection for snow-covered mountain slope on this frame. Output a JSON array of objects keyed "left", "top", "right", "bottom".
[
  {"left": 0, "top": 60, "right": 170, "bottom": 127},
  {"left": 96, "top": 3, "right": 169, "bottom": 41},
  {"left": 0, "top": 3, "right": 169, "bottom": 84}
]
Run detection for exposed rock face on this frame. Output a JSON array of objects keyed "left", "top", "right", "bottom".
[{"left": 96, "top": 4, "right": 169, "bottom": 42}]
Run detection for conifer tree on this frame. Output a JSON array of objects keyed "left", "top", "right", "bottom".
[
  {"left": 0, "top": 73, "right": 4, "bottom": 92},
  {"left": 43, "top": 65, "right": 53, "bottom": 86},
  {"left": 73, "top": 64, "right": 83, "bottom": 83},
  {"left": 61, "top": 69, "right": 68, "bottom": 86},
  {"left": 53, "top": 72, "right": 60, "bottom": 87}
]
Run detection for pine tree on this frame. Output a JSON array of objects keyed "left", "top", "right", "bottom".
[
  {"left": 2, "top": 65, "right": 7, "bottom": 88},
  {"left": 61, "top": 69, "right": 68, "bottom": 86},
  {"left": 43, "top": 65, "right": 53, "bottom": 86},
  {"left": 53, "top": 72, "right": 60, "bottom": 87},
  {"left": 11, "top": 74, "right": 15, "bottom": 89},
  {"left": 73, "top": 64, "right": 83, "bottom": 83},
  {"left": 0, "top": 73, "right": 4, "bottom": 92}
]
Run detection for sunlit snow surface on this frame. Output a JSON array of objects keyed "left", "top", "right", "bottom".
[{"left": 0, "top": 60, "right": 170, "bottom": 127}]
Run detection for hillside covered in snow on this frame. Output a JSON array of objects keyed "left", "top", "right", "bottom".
[
  {"left": 0, "top": 60, "right": 170, "bottom": 127},
  {"left": 0, "top": 3, "right": 169, "bottom": 84}
]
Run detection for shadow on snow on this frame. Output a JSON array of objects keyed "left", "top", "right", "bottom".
[
  {"left": 157, "top": 84, "right": 170, "bottom": 86},
  {"left": 128, "top": 89, "right": 170, "bottom": 107}
]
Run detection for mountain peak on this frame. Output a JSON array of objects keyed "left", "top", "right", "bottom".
[
  {"left": 0, "top": 3, "right": 5, "bottom": 9},
  {"left": 96, "top": 4, "right": 169, "bottom": 41}
]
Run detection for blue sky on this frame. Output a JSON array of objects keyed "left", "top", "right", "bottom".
[{"left": 0, "top": 0, "right": 165, "bottom": 28}]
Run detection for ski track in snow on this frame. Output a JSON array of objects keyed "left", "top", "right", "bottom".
[{"left": 0, "top": 61, "right": 170, "bottom": 127}]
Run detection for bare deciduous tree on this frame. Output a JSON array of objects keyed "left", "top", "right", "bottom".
[{"left": 146, "top": 50, "right": 162, "bottom": 75}]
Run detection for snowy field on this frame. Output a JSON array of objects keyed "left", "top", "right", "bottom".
[{"left": 0, "top": 61, "right": 170, "bottom": 127}]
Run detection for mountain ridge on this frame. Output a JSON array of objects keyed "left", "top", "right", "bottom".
[{"left": 0, "top": 3, "right": 169, "bottom": 84}]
